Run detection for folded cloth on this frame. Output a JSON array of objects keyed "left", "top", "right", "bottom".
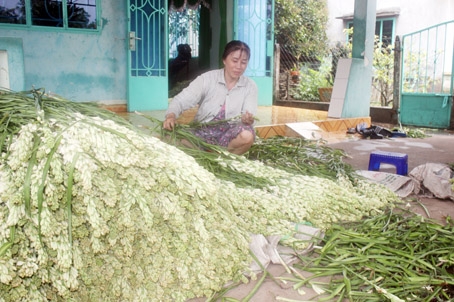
[{"left": 356, "top": 122, "right": 368, "bottom": 133}]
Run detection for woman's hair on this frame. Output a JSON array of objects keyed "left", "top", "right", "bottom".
[{"left": 222, "top": 40, "right": 251, "bottom": 60}]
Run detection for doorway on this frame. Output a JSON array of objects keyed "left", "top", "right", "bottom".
[
  {"left": 0, "top": 37, "right": 24, "bottom": 91},
  {"left": 0, "top": 50, "right": 10, "bottom": 89},
  {"left": 126, "top": 0, "right": 274, "bottom": 111},
  {"left": 167, "top": 2, "right": 212, "bottom": 97},
  {"left": 167, "top": 0, "right": 275, "bottom": 106}
]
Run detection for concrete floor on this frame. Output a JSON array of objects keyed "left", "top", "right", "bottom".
[
  {"left": 328, "top": 130, "right": 454, "bottom": 173},
  {"left": 328, "top": 130, "right": 454, "bottom": 223}
]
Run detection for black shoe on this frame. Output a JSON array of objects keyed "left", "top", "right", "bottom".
[
  {"left": 360, "top": 128, "right": 374, "bottom": 138},
  {"left": 374, "top": 126, "right": 392, "bottom": 137},
  {"left": 360, "top": 127, "right": 384, "bottom": 139}
]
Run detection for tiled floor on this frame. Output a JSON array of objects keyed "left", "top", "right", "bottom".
[{"left": 116, "top": 105, "right": 371, "bottom": 143}]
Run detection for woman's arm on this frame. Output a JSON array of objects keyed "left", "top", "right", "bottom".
[
  {"left": 166, "top": 75, "right": 205, "bottom": 119},
  {"left": 164, "top": 75, "right": 206, "bottom": 129}
]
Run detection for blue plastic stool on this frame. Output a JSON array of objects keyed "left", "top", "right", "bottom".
[{"left": 368, "top": 151, "right": 408, "bottom": 175}]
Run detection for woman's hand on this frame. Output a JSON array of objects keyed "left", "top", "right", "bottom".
[
  {"left": 163, "top": 113, "right": 176, "bottom": 130},
  {"left": 241, "top": 111, "right": 254, "bottom": 125}
]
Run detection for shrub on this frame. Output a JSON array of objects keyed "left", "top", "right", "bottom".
[{"left": 294, "top": 57, "right": 332, "bottom": 101}]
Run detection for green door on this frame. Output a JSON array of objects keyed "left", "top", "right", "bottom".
[
  {"left": 400, "top": 93, "right": 452, "bottom": 128},
  {"left": 127, "top": 0, "right": 168, "bottom": 111},
  {"left": 235, "top": 0, "right": 274, "bottom": 106},
  {"left": 400, "top": 21, "right": 454, "bottom": 128}
]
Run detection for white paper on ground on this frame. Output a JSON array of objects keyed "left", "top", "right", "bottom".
[
  {"left": 286, "top": 122, "right": 323, "bottom": 140},
  {"left": 356, "top": 170, "right": 417, "bottom": 198},
  {"left": 358, "top": 163, "right": 454, "bottom": 200}
]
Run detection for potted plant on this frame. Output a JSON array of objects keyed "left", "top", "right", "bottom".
[
  {"left": 293, "top": 57, "right": 333, "bottom": 102},
  {"left": 316, "top": 57, "right": 334, "bottom": 102},
  {"left": 289, "top": 64, "right": 301, "bottom": 84},
  {"left": 317, "top": 87, "right": 333, "bottom": 102}
]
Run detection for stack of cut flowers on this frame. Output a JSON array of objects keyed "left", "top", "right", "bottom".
[{"left": 0, "top": 89, "right": 399, "bottom": 301}]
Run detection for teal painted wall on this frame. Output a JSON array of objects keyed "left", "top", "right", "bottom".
[
  {"left": 0, "top": 1, "right": 128, "bottom": 105},
  {"left": 0, "top": 1, "right": 275, "bottom": 107},
  {"left": 250, "top": 77, "right": 273, "bottom": 106}
]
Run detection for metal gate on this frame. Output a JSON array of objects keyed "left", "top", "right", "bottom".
[
  {"left": 234, "top": 0, "right": 274, "bottom": 105},
  {"left": 400, "top": 21, "right": 454, "bottom": 128}
]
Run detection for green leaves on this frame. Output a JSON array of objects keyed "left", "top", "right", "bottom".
[
  {"left": 275, "top": 0, "right": 329, "bottom": 58},
  {"left": 247, "top": 136, "right": 355, "bottom": 181},
  {"left": 294, "top": 210, "right": 454, "bottom": 301}
]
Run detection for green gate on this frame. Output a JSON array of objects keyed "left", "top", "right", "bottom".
[
  {"left": 400, "top": 21, "right": 454, "bottom": 128},
  {"left": 234, "top": 0, "right": 274, "bottom": 106}
]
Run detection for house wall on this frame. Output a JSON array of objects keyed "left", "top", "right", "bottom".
[
  {"left": 326, "top": 0, "right": 454, "bottom": 46},
  {"left": 0, "top": 1, "right": 127, "bottom": 105},
  {"left": 0, "top": 1, "right": 233, "bottom": 106},
  {"left": 0, "top": 1, "right": 273, "bottom": 107}
]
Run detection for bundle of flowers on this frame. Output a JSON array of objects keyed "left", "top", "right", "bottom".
[{"left": 0, "top": 89, "right": 400, "bottom": 301}]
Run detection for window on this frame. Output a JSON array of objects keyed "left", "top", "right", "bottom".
[
  {"left": 0, "top": 0, "right": 98, "bottom": 30},
  {"left": 375, "top": 19, "right": 395, "bottom": 47},
  {"left": 347, "top": 18, "right": 396, "bottom": 47},
  {"left": 0, "top": 0, "right": 26, "bottom": 24}
]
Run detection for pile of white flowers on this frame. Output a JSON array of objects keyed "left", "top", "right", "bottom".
[{"left": 0, "top": 112, "right": 400, "bottom": 301}]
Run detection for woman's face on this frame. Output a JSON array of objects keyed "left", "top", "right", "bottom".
[{"left": 223, "top": 49, "right": 249, "bottom": 80}]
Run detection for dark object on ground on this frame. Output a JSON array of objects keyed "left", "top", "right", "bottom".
[
  {"left": 391, "top": 129, "right": 407, "bottom": 137},
  {"left": 169, "top": 44, "right": 192, "bottom": 89},
  {"left": 357, "top": 124, "right": 405, "bottom": 139}
]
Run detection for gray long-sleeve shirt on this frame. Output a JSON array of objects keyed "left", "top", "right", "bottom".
[{"left": 166, "top": 69, "right": 258, "bottom": 123}]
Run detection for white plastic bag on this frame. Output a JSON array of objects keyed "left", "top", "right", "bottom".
[{"left": 409, "top": 163, "right": 454, "bottom": 200}]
